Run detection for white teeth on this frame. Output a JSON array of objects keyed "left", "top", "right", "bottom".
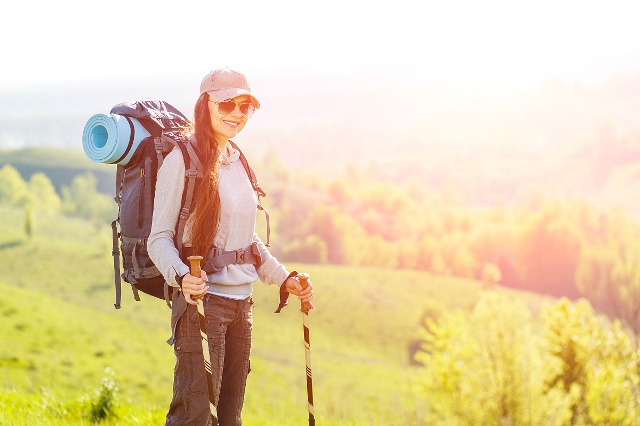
[{"left": 223, "top": 120, "right": 238, "bottom": 127}]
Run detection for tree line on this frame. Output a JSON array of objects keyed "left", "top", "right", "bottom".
[
  {"left": 2, "top": 157, "right": 639, "bottom": 334},
  {"left": 254, "top": 157, "right": 640, "bottom": 335},
  {"left": 0, "top": 164, "right": 115, "bottom": 226}
]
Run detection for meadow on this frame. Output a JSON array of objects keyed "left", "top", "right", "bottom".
[
  {"left": 0, "top": 205, "right": 553, "bottom": 425},
  {"left": 3, "top": 142, "right": 640, "bottom": 424}
]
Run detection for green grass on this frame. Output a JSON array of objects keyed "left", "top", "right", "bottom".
[{"left": 0, "top": 205, "right": 553, "bottom": 425}]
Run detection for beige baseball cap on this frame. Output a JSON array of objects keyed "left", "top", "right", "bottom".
[{"left": 199, "top": 67, "right": 260, "bottom": 109}]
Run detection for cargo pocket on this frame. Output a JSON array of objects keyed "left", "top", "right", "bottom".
[{"left": 171, "top": 308, "right": 210, "bottom": 421}]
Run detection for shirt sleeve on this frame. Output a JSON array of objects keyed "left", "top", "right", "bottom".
[
  {"left": 147, "top": 148, "right": 190, "bottom": 287},
  {"left": 253, "top": 232, "right": 290, "bottom": 286}
]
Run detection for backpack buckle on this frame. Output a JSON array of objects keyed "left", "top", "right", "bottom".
[
  {"left": 153, "top": 137, "right": 163, "bottom": 154},
  {"left": 236, "top": 248, "right": 246, "bottom": 263},
  {"left": 251, "top": 241, "right": 262, "bottom": 267}
]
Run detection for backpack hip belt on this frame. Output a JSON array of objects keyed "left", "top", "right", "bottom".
[{"left": 200, "top": 241, "right": 262, "bottom": 274}]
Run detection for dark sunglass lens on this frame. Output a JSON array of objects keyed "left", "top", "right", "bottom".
[{"left": 218, "top": 101, "right": 236, "bottom": 115}]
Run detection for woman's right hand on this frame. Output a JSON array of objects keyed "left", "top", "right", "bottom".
[{"left": 181, "top": 270, "right": 208, "bottom": 305}]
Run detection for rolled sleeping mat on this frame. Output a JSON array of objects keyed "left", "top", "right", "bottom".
[{"left": 82, "top": 113, "right": 151, "bottom": 166}]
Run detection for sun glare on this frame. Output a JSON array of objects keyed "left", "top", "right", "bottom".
[{"left": 2, "top": 0, "right": 640, "bottom": 91}]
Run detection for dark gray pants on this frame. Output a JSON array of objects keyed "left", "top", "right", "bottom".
[{"left": 165, "top": 294, "right": 253, "bottom": 426}]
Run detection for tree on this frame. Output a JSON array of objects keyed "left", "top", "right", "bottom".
[
  {"left": 282, "top": 235, "right": 328, "bottom": 263},
  {"left": 354, "top": 234, "right": 398, "bottom": 268},
  {"left": 23, "top": 205, "right": 34, "bottom": 237},
  {"left": 62, "top": 172, "right": 115, "bottom": 222},
  {"left": 517, "top": 203, "right": 585, "bottom": 297},
  {"left": 576, "top": 209, "right": 640, "bottom": 335},
  {"left": 480, "top": 262, "right": 501, "bottom": 286},
  {"left": 416, "top": 293, "right": 572, "bottom": 425},
  {"left": 542, "top": 298, "right": 640, "bottom": 425},
  {"left": 303, "top": 205, "right": 365, "bottom": 264},
  {"left": 328, "top": 179, "right": 354, "bottom": 205},
  {"left": 28, "top": 172, "right": 62, "bottom": 213},
  {"left": 396, "top": 238, "right": 420, "bottom": 270},
  {"left": 0, "top": 164, "right": 30, "bottom": 207},
  {"left": 449, "top": 245, "right": 479, "bottom": 279}
]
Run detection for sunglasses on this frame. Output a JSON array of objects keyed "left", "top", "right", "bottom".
[{"left": 209, "top": 99, "right": 255, "bottom": 118}]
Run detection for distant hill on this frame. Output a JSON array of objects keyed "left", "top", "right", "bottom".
[{"left": 0, "top": 147, "right": 115, "bottom": 195}]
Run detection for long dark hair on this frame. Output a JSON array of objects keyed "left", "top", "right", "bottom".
[{"left": 189, "top": 93, "right": 222, "bottom": 257}]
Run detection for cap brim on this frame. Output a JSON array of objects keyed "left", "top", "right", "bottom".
[{"left": 207, "top": 89, "right": 260, "bottom": 109}]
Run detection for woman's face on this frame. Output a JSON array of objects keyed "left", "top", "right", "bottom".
[{"left": 208, "top": 94, "right": 251, "bottom": 144}]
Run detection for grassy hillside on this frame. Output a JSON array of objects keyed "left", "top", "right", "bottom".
[
  {"left": 0, "top": 147, "right": 115, "bottom": 195},
  {"left": 0, "top": 205, "right": 554, "bottom": 425}
]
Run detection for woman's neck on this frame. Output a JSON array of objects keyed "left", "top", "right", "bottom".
[{"left": 216, "top": 137, "right": 229, "bottom": 156}]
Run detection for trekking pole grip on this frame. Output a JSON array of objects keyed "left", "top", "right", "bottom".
[
  {"left": 187, "top": 255, "right": 204, "bottom": 300},
  {"left": 298, "top": 273, "right": 311, "bottom": 315}
]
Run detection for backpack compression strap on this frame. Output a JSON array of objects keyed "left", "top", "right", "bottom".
[
  {"left": 109, "top": 116, "right": 137, "bottom": 165},
  {"left": 112, "top": 164, "right": 125, "bottom": 309}
]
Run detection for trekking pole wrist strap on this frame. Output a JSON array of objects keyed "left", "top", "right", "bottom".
[
  {"left": 275, "top": 271, "right": 298, "bottom": 313},
  {"left": 175, "top": 273, "right": 186, "bottom": 289}
]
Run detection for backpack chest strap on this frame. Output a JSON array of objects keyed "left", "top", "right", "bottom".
[{"left": 201, "top": 242, "right": 262, "bottom": 274}]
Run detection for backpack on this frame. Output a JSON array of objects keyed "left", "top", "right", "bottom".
[{"left": 109, "top": 100, "right": 267, "bottom": 309}]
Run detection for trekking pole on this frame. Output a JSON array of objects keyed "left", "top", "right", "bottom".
[
  {"left": 187, "top": 255, "right": 218, "bottom": 423},
  {"left": 297, "top": 273, "right": 315, "bottom": 426}
]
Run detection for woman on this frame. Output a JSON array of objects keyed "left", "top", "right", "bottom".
[{"left": 148, "top": 67, "right": 314, "bottom": 426}]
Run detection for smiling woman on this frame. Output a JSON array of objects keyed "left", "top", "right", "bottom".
[{"left": 146, "top": 66, "right": 315, "bottom": 426}]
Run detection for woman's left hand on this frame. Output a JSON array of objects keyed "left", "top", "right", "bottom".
[{"left": 285, "top": 274, "right": 314, "bottom": 310}]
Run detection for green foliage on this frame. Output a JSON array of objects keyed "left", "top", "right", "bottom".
[
  {"left": 0, "top": 387, "right": 166, "bottom": 425},
  {"left": 516, "top": 202, "right": 586, "bottom": 297},
  {"left": 5, "top": 146, "right": 640, "bottom": 328},
  {"left": 23, "top": 204, "right": 34, "bottom": 237},
  {"left": 29, "top": 171, "right": 62, "bottom": 213},
  {"left": 282, "top": 235, "right": 328, "bottom": 263},
  {"left": 0, "top": 164, "right": 30, "bottom": 207},
  {"left": 542, "top": 298, "right": 640, "bottom": 425},
  {"left": 303, "top": 205, "right": 363, "bottom": 264},
  {"left": 480, "top": 262, "right": 501, "bottom": 284},
  {"left": 81, "top": 368, "right": 119, "bottom": 422},
  {"left": 1, "top": 145, "right": 639, "bottom": 423},
  {"left": 0, "top": 204, "right": 511, "bottom": 425},
  {"left": 416, "top": 295, "right": 640, "bottom": 425},
  {"left": 61, "top": 172, "right": 115, "bottom": 223},
  {"left": 416, "top": 293, "right": 573, "bottom": 425},
  {"left": 0, "top": 147, "right": 115, "bottom": 195},
  {"left": 576, "top": 208, "right": 640, "bottom": 334}
]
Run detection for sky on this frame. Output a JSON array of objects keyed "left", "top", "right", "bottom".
[{"left": 2, "top": 0, "right": 640, "bottom": 94}]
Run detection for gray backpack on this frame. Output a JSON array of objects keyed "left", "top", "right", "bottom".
[{"left": 110, "top": 100, "right": 267, "bottom": 309}]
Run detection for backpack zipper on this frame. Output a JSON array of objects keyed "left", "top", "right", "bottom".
[{"left": 139, "top": 166, "right": 145, "bottom": 228}]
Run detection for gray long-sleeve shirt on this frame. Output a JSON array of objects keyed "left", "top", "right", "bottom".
[{"left": 147, "top": 142, "right": 289, "bottom": 300}]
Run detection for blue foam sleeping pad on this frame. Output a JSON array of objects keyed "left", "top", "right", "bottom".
[{"left": 82, "top": 113, "right": 151, "bottom": 165}]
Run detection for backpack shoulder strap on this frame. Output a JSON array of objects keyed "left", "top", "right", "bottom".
[
  {"left": 172, "top": 137, "right": 203, "bottom": 255},
  {"left": 228, "top": 140, "right": 265, "bottom": 197},
  {"left": 228, "top": 140, "right": 270, "bottom": 246}
]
